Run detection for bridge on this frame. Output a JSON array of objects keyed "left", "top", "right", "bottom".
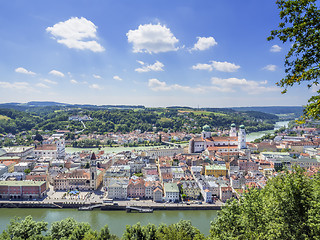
[
  {"left": 78, "top": 204, "right": 103, "bottom": 211},
  {"left": 126, "top": 206, "right": 153, "bottom": 213}
]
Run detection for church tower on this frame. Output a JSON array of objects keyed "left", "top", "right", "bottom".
[
  {"left": 201, "top": 125, "right": 211, "bottom": 139},
  {"left": 238, "top": 125, "right": 246, "bottom": 149},
  {"left": 229, "top": 123, "right": 237, "bottom": 137},
  {"left": 90, "top": 152, "right": 97, "bottom": 190}
]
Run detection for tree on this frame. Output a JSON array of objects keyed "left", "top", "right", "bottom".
[
  {"left": 97, "top": 224, "right": 119, "bottom": 240},
  {"left": 0, "top": 216, "right": 47, "bottom": 239},
  {"left": 50, "top": 218, "right": 78, "bottom": 239},
  {"left": 268, "top": 0, "right": 320, "bottom": 120},
  {"left": 24, "top": 168, "right": 31, "bottom": 174},
  {"left": 34, "top": 132, "right": 43, "bottom": 142},
  {"left": 209, "top": 167, "right": 320, "bottom": 239}
]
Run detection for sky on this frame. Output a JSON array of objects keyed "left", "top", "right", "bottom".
[{"left": 0, "top": 0, "right": 315, "bottom": 107}]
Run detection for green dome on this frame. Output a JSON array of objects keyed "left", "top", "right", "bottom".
[
  {"left": 202, "top": 124, "right": 211, "bottom": 132},
  {"left": 240, "top": 125, "right": 245, "bottom": 129},
  {"left": 231, "top": 123, "right": 236, "bottom": 127}
]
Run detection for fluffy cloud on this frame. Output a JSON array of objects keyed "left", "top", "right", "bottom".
[
  {"left": 70, "top": 79, "right": 78, "bottom": 84},
  {"left": 270, "top": 44, "right": 282, "bottom": 52},
  {"left": 135, "top": 60, "right": 164, "bottom": 73},
  {"left": 93, "top": 74, "right": 102, "bottom": 79},
  {"left": 127, "top": 23, "right": 179, "bottom": 53},
  {"left": 192, "top": 61, "right": 240, "bottom": 72},
  {"left": 192, "top": 37, "right": 217, "bottom": 51},
  {"left": 0, "top": 81, "right": 30, "bottom": 90},
  {"left": 43, "top": 79, "right": 57, "bottom": 85},
  {"left": 210, "top": 77, "right": 278, "bottom": 94},
  {"left": 148, "top": 78, "right": 204, "bottom": 93},
  {"left": 46, "top": 17, "right": 105, "bottom": 52},
  {"left": 113, "top": 76, "right": 122, "bottom": 81},
  {"left": 15, "top": 67, "right": 36, "bottom": 75},
  {"left": 49, "top": 70, "right": 65, "bottom": 77},
  {"left": 263, "top": 64, "right": 277, "bottom": 71},
  {"left": 89, "top": 83, "right": 101, "bottom": 89}
]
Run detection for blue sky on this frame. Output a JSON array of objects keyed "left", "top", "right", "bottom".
[{"left": 0, "top": 0, "right": 314, "bottom": 107}]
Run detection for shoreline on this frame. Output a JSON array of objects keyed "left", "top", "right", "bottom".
[{"left": 0, "top": 201, "right": 223, "bottom": 211}]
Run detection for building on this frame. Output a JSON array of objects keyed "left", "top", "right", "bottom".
[
  {"left": 106, "top": 179, "right": 128, "bottom": 199},
  {"left": 0, "top": 181, "right": 47, "bottom": 199},
  {"left": 3, "top": 146, "right": 34, "bottom": 159},
  {"left": 127, "top": 176, "right": 145, "bottom": 199},
  {"left": 163, "top": 182, "right": 179, "bottom": 202},
  {"left": 219, "top": 186, "right": 234, "bottom": 202},
  {"left": 0, "top": 164, "right": 8, "bottom": 177},
  {"left": 34, "top": 139, "right": 65, "bottom": 159},
  {"left": 14, "top": 162, "right": 32, "bottom": 173},
  {"left": 153, "top": 187, "right": 163, "bottom": 202},
  {"left": 205, "top": 164, "right": 227, "bottom": 177},
  {"left": 189, "top": 124, "right": 246, "bottom": 154}
]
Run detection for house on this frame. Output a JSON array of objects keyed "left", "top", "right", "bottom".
[
  {"left": 153, "top": 187, "right": 163, "bottom": 202},
  {"left": 219, "top": 186, "right": 233, "bottom": 202},
  {"left": 205, "top": 164, "right": 227, "bottom": 177},
  {"left": 107, "top": 179, "right": 128, "bottom": 199},
  {"left": 164, "top": 182, "right": 179, "bottom": 202},
  {"left": 127, "top": 176, "right": 145, "bottom": 199}
]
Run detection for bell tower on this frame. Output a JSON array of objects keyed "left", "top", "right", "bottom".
[{"left": 90, "top": 152, "right": 97, "bottom": 190}]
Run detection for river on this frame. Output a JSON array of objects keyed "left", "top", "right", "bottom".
[
  {"left": 246, "top": 120, "right": 289, "bottom": 142},
  {"left": 0, "top": 208, "right": 218, "bottom": 237}
]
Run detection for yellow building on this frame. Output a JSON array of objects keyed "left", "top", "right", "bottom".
[{"left": 205, "top": 164, "right": 227, "bottom": 177}]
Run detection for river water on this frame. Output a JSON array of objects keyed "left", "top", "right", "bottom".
[
  {"left": 246, "top": 121, "right": 289, "bottom": 142},
  {"left": 0, "top": 208, "right": 218, "bottom": 237}
]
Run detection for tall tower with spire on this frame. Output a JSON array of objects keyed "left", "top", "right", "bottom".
[
  {"left": 90, "top": 152, "right": 97, "bottom": 190},
  {"left": 238, "top": 125, "right": 246, "bottom": 149}
]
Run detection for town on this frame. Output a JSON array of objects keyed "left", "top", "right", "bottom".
[{"left": 0, "top": 119, "right": 319, "bottom": 211}]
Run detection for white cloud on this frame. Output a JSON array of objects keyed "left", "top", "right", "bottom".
[
  {"left": 210, "top": 77, "right": 279, "bottom": 94},
  {"left": 263, "top": 64, "right": 277, "bottom": 71},
  {"left": 43, "top": 79, "right": 57, "bottom": 84},
  {"left": 211, "top": 61, "right": 240, "bottom": 72},
  {"left": 49, "top": 70, "right": 65, "bottom": 77},
  {"left": 0, "top": 81, "right": 30, "bottom": 90},
  {"left": 135, "top": 60, "right": 164, "bottom": 73},
  {"left": 93, "top": 74, "right": 102, "bottom": 79},
  {"left": 46, "top": 17, "right": 105, "bottom": 52},
  {"left": 192, "top": 63, "right": 213, "bottom": 71},
  {"left": 148, "top": 78, "right": 204, "bottom": 93},
  {"left": 70, "top": 79, "right": 78, "bottom": 84},
  {"left": 270, "top": 44, "right": 282, "bottom": 52},
  {"left": 89, "top": 83, "right": 101, "bottom": 89},
  {"left": 192, "top": 36, "right": 217, "bottom": 51},
  {"left": 15, "top": 67, "right": 36, "bottom": 75},
  {"left": 192, "top": 61, "right": 240, "bottom": 72},
  {"left": 113, "top": 76, "right": 122, "bottom": 81},
  {"left": 36, "top": 83, "right": 50, "bottom": 88},
  {"left": 126, "top": 23, "right": 179, "bottom": 53}
]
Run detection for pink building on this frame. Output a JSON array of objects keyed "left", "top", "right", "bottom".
[{"left": 127, "top": 177, "right": 145, "bottom": 198}]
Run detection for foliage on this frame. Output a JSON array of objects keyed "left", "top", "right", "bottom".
[
  {"left": 209, "top": 167, "right": 320, "bottom": 239},
  {"left": 0, "top": 216, "right": 47, "bottom": 239},
  {"left": 268, "top": 0, "right": 320, "bottom": 120},
  {"left": 0, "top": 107, "right": 279, "bottom": 137},
  {"left": 122, "top": 220, "right": 205, "bottom": 240}
]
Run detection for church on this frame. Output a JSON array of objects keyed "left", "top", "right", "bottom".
[{"left": 188, "top": 124, "right": 246, "bottom": 154}]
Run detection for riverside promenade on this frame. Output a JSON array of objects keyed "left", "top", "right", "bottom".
[{"left": 0, "top": 199, "right": 223, "bottom": 211}]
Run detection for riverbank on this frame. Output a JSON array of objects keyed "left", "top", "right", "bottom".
[{"left": 0, "top": 200, "right": 222, "bottom": 211}]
